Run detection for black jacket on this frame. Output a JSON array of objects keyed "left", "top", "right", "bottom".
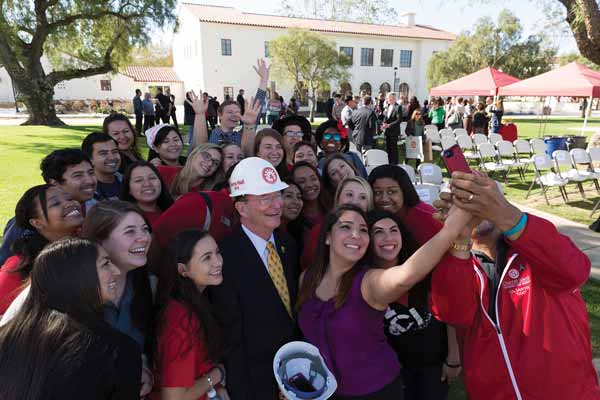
[
  {"left": 383, "top": 103, "right": 402, "bottom": 137},
  {"left": 210, "top": 227, "right": 300, "bottom": 400},
  {"left": 350, "top": 106, "right": 378, "bottom": 147}
]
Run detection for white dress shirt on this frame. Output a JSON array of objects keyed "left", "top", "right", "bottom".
[{"left": 241, "top": 224, "right": 276, "bottom": 272}]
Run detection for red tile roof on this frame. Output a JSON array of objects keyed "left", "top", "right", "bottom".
[
  {"left": 182, "top": 3, "right": 456, "bottom": 41},
  {"left": 123, "top": 66, "right": 182, "bottom": 82}
]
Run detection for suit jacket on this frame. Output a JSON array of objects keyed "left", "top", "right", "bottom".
[
  {"left": 210, "top": 227, "right": 300, "bottom": 400},
  {"left": 350, "top": 106, "right": 378, "bottom": 147},
  {"left": 383, "top": 103, "right": 402, "bottom": 137}
]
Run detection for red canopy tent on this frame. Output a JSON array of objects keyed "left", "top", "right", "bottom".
[{"left": 429, "top": 67, "right": 520, "bottom": 97}]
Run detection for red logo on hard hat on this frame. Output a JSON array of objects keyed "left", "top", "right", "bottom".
[{"left": 262, "top": 167, "right": 278, "bottom": 184}]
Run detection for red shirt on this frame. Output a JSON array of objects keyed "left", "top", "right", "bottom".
[
  {"left": 402, "top": 201, "right": 443, "bottom": 245},
  {"left": 143, "top": 210, "right": 163, "bottom": 228},
  {"left": 157, "top": 165, "right": 182, "bottom": 190},
  {"left": 153, "top": 300, "right": 214, "bottom": 400},
  {"left": 0, "top": 255, "right": 25, "bottom": 314}
]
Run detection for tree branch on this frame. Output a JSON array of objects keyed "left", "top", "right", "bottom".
[
  {"left": 47, "top": 10, "right": 143, "bottom": 31},
  {"left": 557, "top": 0, "right": 600, "bottom": 64}
]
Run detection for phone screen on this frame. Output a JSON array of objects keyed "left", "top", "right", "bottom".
[
  {"left": 289, "top": 373, "right": 316, "bottom": 392},
  {"left": 442, "top": 145, "right": 471, "bottom": 175}
]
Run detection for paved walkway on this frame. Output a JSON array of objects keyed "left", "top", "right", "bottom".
[{"left": 514, "top": 202, "right": 600, "bottom": 279}]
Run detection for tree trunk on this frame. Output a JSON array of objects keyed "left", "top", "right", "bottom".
[
  {"left": 309, "top": 89, "right": 316, "bottom": 122},
  {"left": 14, "top": 72, "right": 65, "bottom": 125},
  {"left": 559, "top": 0, "right": 600, "bottom": 66}
]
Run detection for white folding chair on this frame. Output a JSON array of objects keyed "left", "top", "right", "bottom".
[
  {"left": 457, "top": 135, "right": 480, "bottom": 162},
  {"left": 530, "top": 138, "right": 546, "bottom": 155},
  {"left": 349, "top": 141, "right": 358, "bottom": 152},
  {"left": 417, "top": 163, "right": 444, "bottom": 185},
  {"left": 496, "top": 140, "right": 524, "bottom": 181},
  {"left": 441, "top": 136, "right": 457, "bottom": 150},
  {"left": 488, "top": 133, "right": 503, "bottom": 145},
  {"left": 439, "top": 128, "right": 454, "bottom": 139},
  {"left": 478, "top": 142, "right": 507, "bottom": 181},
  {"left": 454, "top": 128, "right": 468, "bottom": 137},
  {"left": 364, "top": 149, "right": 389, "bottom": 167},
  {"left": 553, "top": 149, "right": 589, "bottom": 199},
  {"left": 472, "top": 133, "right": 488, "bottom": 147},
  {"left": 513, "top": 139, "right": 535, "bottom": 173},
  {"left": 425, "top": 129, "right": 442, "bottom": 153},
  {"left": 399, "top": 163, "right": 417, "bottom": 184},
  {"left": 589, "top": 147, "right": 600, "bottom": 173},
  {"left": 424, "top": 124, "right": 438, "bottom": 133},
  {"left": 414, "top": 183, "right": 440, "bottom": 205},
  {"left": 526, "top": 153, "right": 569, "bottom": 204},
  {"left": 400, "top": 121, "right": 408, "bottom": 138},
  {"left": 570, "top": 148, "right": 600, "bottom": 194}
]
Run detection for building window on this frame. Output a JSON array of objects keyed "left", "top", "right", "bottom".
[
  {"left": 264, "top": 41, "right": 270, "bottom": 58},
  {"left": 380, "top": 49, "right": 394, "bottom": 67},
  {"left": 340, "top": 46, "right": 353, "bottom": 65},
  {"left": 360, "top": 48, "right": 374, "bottom": 66},
  {"left": 221, "top": 39, "right": 232, "bottom": 56},
  {"left": 400, "top": 50, "right": 412, "bottom": 68},
  {"left": 223, "top": 86, "right": 234, "bottom": 100},
  {"left": 100, "top": 80, "right": 112, "bottom": 91},
  {"left": 56, "top": 82, "right": 66, "bottom": 90}
]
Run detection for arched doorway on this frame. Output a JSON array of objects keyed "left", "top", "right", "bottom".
[
  {"left": 379, "top": 82, "right": 391, "bottom": 95},
  {"left": 340, "top": 82, "right": 352, "bottom": 96},
  {"left": 359, "top": 82, "right": 372, "bottom": 95},
  {"left": 399, "top": 82, "right": 410, "bottom": 97}
]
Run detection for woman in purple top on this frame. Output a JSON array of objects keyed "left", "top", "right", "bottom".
[{"left": 297, "top": 204, "right": 469, "bottom": 399}]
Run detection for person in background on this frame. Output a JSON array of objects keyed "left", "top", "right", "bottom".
[
  {"left": 430, "top": 172, "right": 599, "bottom": 400},
  {"left": 350, "top": 95, "right": 377, "bottom": 153},
  {"left": 272, "top": 114, "right": 312, "bottom": 168},
  {"left": 292, "top": 141, "right": 318, "bottom": 169},
  {"left": 381, "top": 92, "right": 402, "bottom": 165},
  {"left": 472, "top": 103, "right": 488, "bottom": 135},
  {"left": 210, "top": 157, "right": 300, "bottom": 399},
  {"left": 406, "top": 109, "right": 426, "bottom": 168},
  {"left": 0, "top": 238, "right": 141, "bottom": 399},
  {"left": 0, "top": 185, "right": 84, "bottom": 315},
  {"left": 156, "top": 88, "right": 170, "bottom": 124},
  {"left": 325, "top": 92, "right": 335, "bottom": 120},
  {"left": 429, "top": 98, "right": 446, "bottom": 131},
  {"left": 133, "top": 89, "right": 143, "bottom": 136},
  {"left": 168, "top": 91, "right": 179, "bottom": 130},
  {"left": 489, "top": 99, "right": 504, "bottom": 134},
  {"left": 267, "top": 91, "right": 283, "bottom": 125},
  {"left": 400, "top": 95, "right": 410, "bottom": 121},
  {"left": 184, "top": 91, "right": 196, "bottom": 145},
  {"left": 463, "top": 98, "right": 473, "bottom": 134},
  {"left": 81, "top": 132, "right": 122, "bottom": 201},
  {"left": 260, "top": 96, "right": 267, "bottom": 125},
  {"left": 120, "top": 161, "right": 174, "bottom": 227},
  {"left": 208, "top": 95, "right": 219, "bottom": 129},
  {"left": 341, "top": 95, "right": 357, "bottom": 142},
  {"left": 422, "top": 100, "right": 430, "bottom": 125},
  {"left": 143, "top": 92, "right": 155, "bottom": 133},
  {"left": 280, "top": 178, "right": 304, "bottom": 247},
  {"left": 237, "top": 89, "right": 246, "bottom": 116},
  {"left": 315, "top": 119, "right": 368, "bottom": 178},
  {"left": 332, "top": 93, "right": 344, "bottom": 122},
  {"left": 375, "top": 92, "right": 386, "bottom": 124},
  {"left": 152, "top": 230, "right": 228, "bottom": 400},
  {"left": 445, "top": 97, "right": 464, "bottom": 130},
  {"left": 286, "top": 98, "right": 299, "bottom": 115},
  {"left": 406, "top": 96, "right": 421, "bottom": 125},
  {"left": 103, "top": 113, "right": 143, "bottom": 173}
]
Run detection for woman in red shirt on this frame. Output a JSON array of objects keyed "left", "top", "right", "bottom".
[
  {"left": 0, "top": 184, "right": 84, "bottom": 314},
  {"left": 120, "top": 161, "right": 174, "bottom": 228},
  {"left": 153, "top": 230, "right": 227, "bottom": 400}
]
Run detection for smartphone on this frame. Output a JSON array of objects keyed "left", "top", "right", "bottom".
[
  {"left": 442, "top": 144, "right": 472, "bottom": 175},
  {"left": 289, "top": 373, "right": 316, "bottom": 392}
]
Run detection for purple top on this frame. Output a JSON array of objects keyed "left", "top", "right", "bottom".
[{"left": 298, "top": 268, "right": 401, "bottom": 396}]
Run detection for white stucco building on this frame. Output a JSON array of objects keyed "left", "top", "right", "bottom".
[{"left": 173, "top": 3, "right": 455, "bottom": 104}]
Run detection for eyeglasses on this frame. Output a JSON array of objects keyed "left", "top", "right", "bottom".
[
  {"left": 246, "top": 192, "right": 283, "bottom": 207},
  {"left": 323, "top": 133, "right": 341, "bottom": 141},
  {"left": 285, "top": 130, "right": 304, "bottom": 138},
  {"left": 199, "top": 151, "right": 221, "bottom": 168}
]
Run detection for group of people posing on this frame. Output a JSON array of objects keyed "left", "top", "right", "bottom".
[{"left": 0, "top": 59, "right": 598, "bottom": 400}]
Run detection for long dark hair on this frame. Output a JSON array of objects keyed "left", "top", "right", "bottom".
[
  {"left": 281, "top": 177, "right": 305, "bottom": 248},
  {"left": 81, "top": 200, "right": 153, "bottom": 336},
  {"left": 12, "top": 185, "right": 52, "bottom": 279},
  {"left": 120, "top": 161, "right": 174, "bottom": 212},
  {"left": 368, "top": 164, "right": 420, "bottom": 211},
  {"left": 153, "top": 230, "right": 222, "bottom": 362},
  {"left": 367, "top": 210, "right": 429, "bottom": 307},
  {"left": 322, "top": 153, "right": 358, "bottom": 195},
  {"left": 297, "top": 204, "right": 369, "bottom": 311},
  {"left": 0, "top": 238, "right": 106, "bottom": 400},
  {"left": 147, "top": 125, "right": 183, "bottom": 165},
  {"left": 290, "top": 161, "right": 332, "bottom": 218}
]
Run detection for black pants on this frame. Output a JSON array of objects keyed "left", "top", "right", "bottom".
[
  {"left": 386, "top": 134, "right": 400, "bottom": 165},
  {"left": 402, "top": 364, "right": 448, "bottom": 400},
  {"left": 333, "top": 375, "right": 404, "bottom": 400},
  {"left": 143, "top": 114, "right": 155, "bottom": 133},
  {"left": 135, "top": 112, "right": 143, "bottom": 135},
  {"left": 170, "top": 112, "right": 178, "bottom": 129},
  {"left": 160, "top": 111, "right": 169, "bottom": 124}
]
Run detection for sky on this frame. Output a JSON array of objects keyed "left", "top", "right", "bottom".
[{"left": 175, "top": 0, "right": 578, "bottom": 54}]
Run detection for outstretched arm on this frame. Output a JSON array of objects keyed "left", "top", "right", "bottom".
[{"left": 186, "top": 91, "right": 208, "bottom": 150}]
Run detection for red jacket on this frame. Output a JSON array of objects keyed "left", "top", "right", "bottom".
[{"left": 430, "top": 214, "right": 599, "bottom": 400}]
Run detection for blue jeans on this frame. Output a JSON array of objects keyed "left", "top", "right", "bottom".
[{"left": 267, "top": 114, "right": 279, "bottom": 125}]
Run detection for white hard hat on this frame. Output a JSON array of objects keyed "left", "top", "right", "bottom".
[
  {"left": 229, "top": 157, "right": 288, "bottom": 197},
  {"left": 273, "top": 341, "right": 337, "bottom": 400}
]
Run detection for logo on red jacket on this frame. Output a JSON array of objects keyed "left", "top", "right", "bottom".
[
  {"left": 508, "top": 269, "right": 520, "bottom": 279},
  {"left": 262, "top": 167, "right": 278, "bottom": 184}
]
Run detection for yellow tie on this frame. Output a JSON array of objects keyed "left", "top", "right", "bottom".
[{"left": 266, "top": 241, "right": 292, "bottom": 318}]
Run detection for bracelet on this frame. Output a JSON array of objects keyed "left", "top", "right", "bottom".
[
  {"left": 216, "top": 365, "right": 226, "bottom": 385},
  {"left": 444, "top": 360, "right": 461, "bottom": 368},
  {"left": 452, "top": 241, "right": 472, "bottom": 252},
  {"left": 503, "top": 213, "right": 527, "bottom": 237}
]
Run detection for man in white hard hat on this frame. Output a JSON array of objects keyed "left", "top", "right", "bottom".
[{"left": 210, "top": 157, "right": 300, "bottom": 400}]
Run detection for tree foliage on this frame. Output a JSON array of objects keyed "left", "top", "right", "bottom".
[
  {"left": 426, "top": 10, "right": 556, "bottom": 89},
  {"left": 127, "top": 42, "right": 173, "bottom": 67},
  {"left": 269, "top": 28, "right": 351, "bottom": 120},
  {"left": 558, "top": 52, "right": 600, "bottom": 70},
  {"left": 0, "top": 0, "right": 176, "bottom": 125},
  {"left": 278, "top": 0, "right": 398, "bottom": 24}
]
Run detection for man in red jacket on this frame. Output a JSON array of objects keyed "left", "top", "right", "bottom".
[{"left": 430, "top": 171, "right": 600, "bottom": 400}]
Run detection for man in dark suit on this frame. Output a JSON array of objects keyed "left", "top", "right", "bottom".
[
  {"left": 350, "top": 95, "right": 377, "bottom": 153},
  {"left": 382, "top": 92, "right": 402, "bottom": 164},
  {"left": 237, "top": 89, "right": 246, "bottom": 115},
  {"left": 211, "top": 157, "right": 299, "bottom": 400}
]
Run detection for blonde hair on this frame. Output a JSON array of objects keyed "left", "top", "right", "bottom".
[
  {"left": 171, "top": 143, "right": 223, "bottom": 197},
  {"left": 334, "top": 176, "right": 374, "bottom": 211}
]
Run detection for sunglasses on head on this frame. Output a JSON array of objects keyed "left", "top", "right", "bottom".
[{"left": 323, "top": 133, "right": 341, "bottom": 141}]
